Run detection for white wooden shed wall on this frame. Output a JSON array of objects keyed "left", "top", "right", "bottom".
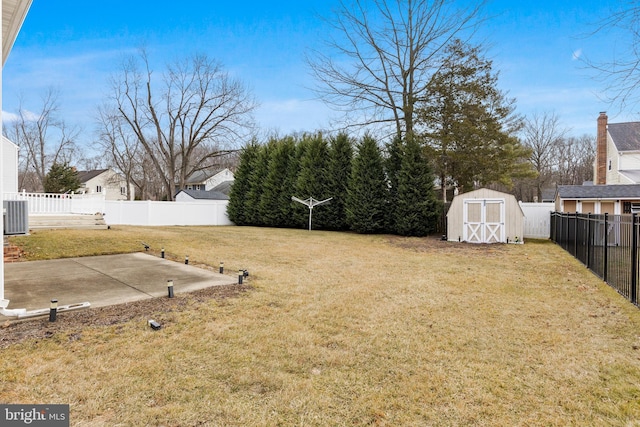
[{"left": 447, "top": 188, "right": 525, "bottom": 244}]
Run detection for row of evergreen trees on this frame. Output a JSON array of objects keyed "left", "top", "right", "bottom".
[{"left": 227, "top": 133, "right": 442, "bottom": 236}]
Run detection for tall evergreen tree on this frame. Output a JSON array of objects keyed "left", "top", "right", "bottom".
[
  {"left": 281, "top": 136, "right": 303, "bottom": 228},
  {"left": 418, "top": 39, "right": 534, "bottom": 199},
  {"left": 43, "top": 162, "right": 81, "bottom": 194},
  {"left": 385, "top": 136, "right": 404, "bottom": 231},
  {"left": 227, "top": 142, "right": 260, "bottom": 225},
  {"left": 346, "top": 135, "right": 389, "bottom": 234},
  {"left": 259, "top": 136, "right": 298, "bottom": 227},
  {"left": 293, "top": 134, "right": 331, "bottom": 229},
  {"left": 245, "top": 143, "right": 271, "bottom": 226},
  {"left": 324, "top": 133, "right": 353, "bottom": 230},
  {"left": 394, "top": 137, "right": 440, "bottom": 236}
]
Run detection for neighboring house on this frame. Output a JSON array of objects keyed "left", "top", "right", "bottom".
[
  {"left": 77, "top": 169, "right": 134, "bottom": 201},
  {"left": 175, "top": 189, "right": 229, "bottom": 202},
  {"left": 556, "top": 113, "right": 640, "bottom": 213},
  {"left": 183, "top": 168, "right": 234, "bottom": 195},
  {"left": 555, "top": 184, "right": 640, "bottom": 215},
  {"left": 594, "top": 112, "right": 640, "bottom": 185},
  {"left": 2, "top": 136, "right": 19, "bottom": 194}
]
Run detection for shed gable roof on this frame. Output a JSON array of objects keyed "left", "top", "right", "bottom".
[
  {"left": 609, "top": 122, "right": 640, "bottom": 152},
  {"left": 557, "top": 184, "right": 640, "bottom": 199},
  {"left": 447, "top": 188, "right": 524, "bottom": 217}
]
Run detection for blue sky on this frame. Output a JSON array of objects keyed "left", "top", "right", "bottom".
[{"left": 2, "top": 0, "right": 636, "bottom": 151}]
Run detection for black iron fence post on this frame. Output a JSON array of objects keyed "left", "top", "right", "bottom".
[
  {"left": 551, "top": 210, "right": 640, "bottom": 308},
  {"left": 586, "top": 213, "right": 591, "bottom": 269},
  {"left": 573, "top": 212, "right": 578, "bottom": 256},
  {"left": 564, "top": 213, "right": 569, "bottom": 250},
  {"left": 632, "top": 213, "right": 638, "bottom": 305},
  {"left": 604, "top": 213, "right": 608, "bottom": 283}
]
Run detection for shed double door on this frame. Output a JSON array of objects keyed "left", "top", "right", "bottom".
[{"left": 463, "top": 199, "right": 505, "bottom": 243}]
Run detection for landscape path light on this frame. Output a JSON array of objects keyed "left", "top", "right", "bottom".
[
  {"left": 167, "top": 280, "right": 174, "bottom": 298},
  {"left": 49, "top": 299, "right": 58, "bottom": 322}
]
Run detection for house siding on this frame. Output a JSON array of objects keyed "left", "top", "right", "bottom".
[
  {"left": 2, "top": 137, "right": 18, "bottom": 193},
  {"left": 607, "top": 134, "right": 621, "bottom": 184},
  {"left": 204, "top": 169, "right": 234, "bottom": 191},
  {"left": 81, "top": 169, "right": 133, "bottom": 201},
  {"left": 619, "top": 152, "right": 640, "bottom": 170}
]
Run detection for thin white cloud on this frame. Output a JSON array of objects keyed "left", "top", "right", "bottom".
[
  {"left": 572, "top": 48, "right": 582, "bottom": 61},
  {"left": 1, "top": 111, "right": 20, "bottom": 123},
  {"left": 1, "top": 109, "right": 39, "bottom": 123}
]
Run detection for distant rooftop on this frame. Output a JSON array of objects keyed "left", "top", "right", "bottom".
[
  {"left": 557, "top": 184, "right": 640, "bottom": 199},
  {"left": 176, "top": 189, "right": 229, "bottom": 200},
  {"left": 77, "top": 169, "right": 109, "bottom": 183}
]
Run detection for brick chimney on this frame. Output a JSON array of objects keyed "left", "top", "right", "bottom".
[{"left": 596, "top": 112, "right": 608, "bottom": 185}]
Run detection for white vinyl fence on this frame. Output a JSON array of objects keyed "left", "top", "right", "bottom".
[
  {"left": 4, "top": 191, "right": 106, "bottom": 214},
  {"left": 103, "top": 200, "right": 232, "bottom": 226},
  {"left": 4, "top": 192, "right": 232, "bottom": 226},
  {"left": 520, "top": 202, "right": 554, "bottom": 239},
  {"left": 4, "top": 192, "right": 550, "bottom": 233}
]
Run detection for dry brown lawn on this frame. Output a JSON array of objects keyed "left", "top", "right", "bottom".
[{"left": 2, "top": 226, "right": 640, "bottom": 426}]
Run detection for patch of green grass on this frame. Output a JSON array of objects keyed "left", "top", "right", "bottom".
[{"left": 3, "top": 226, "right": 640, "bottom": 426}]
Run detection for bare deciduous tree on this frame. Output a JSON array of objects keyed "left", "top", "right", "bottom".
[
  {"left": 308, "top": 0, "right": 486, "bottom": 140},
  {"left": 110, "top": 51, "right": 257, "bottom": 200},
  {"left": 585, "top": 5, "right": 640, "bottom": 109},
  {"left": 556, "top": 134, "right": 596, "bottom": 186},
  {"left": 95, "top": 105, "right": 143, "bottom": 200},
  {"left": 516, "top": 112, "right": 596, "bottom": 202},
  {"left": 521, "top": 112, "right": 568, "bottom": 201},
  {"left": 3, "top": 88, "right": 80, "bottom": 192}
]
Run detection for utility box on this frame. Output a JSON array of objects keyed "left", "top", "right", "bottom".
[{"left": 3, "top": 200, "right": 29, "bottom": 235}]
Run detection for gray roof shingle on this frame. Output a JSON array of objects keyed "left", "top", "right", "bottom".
[
  {"left": 176, "top": 189, "right": 229, "bottom": 200},
  {"left": 558, "top": 184, "right": 640, "bottom": 199},
  {"left": 77, "top": 169, "right": 109, "bottom": 183},
  {"left": 185, "top": 169, "right": 220, "bottom": 185},
  {"left": 609, "top": 122, "right": 640, "bottom": 152},
  {"left": 211, "top": 180, "right": 233, "bottom": 195}
]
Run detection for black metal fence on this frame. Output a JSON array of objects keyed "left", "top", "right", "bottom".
[{"left": 550, "top": 212, "right": 639, "bottom": 307}]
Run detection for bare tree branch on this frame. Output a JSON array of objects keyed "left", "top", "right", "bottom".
[
  {"left": 109, "top": 51, "right": 257, "bottom": 200},
  {"left": 3, "top": 88, "right": 80, "bottom": 192},
  {"left": 583, "top": 5, "right": 640, "bottom": 110},
  {"left": 307, "top": 0, "right": 486, "bottom": 140},
  {"left": 521, "top": 111, "right": 568, "bottom": 201}
]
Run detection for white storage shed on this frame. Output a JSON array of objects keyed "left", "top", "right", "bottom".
[{"left": 447, "top": 188, "right": 525, "bottom": 244}]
